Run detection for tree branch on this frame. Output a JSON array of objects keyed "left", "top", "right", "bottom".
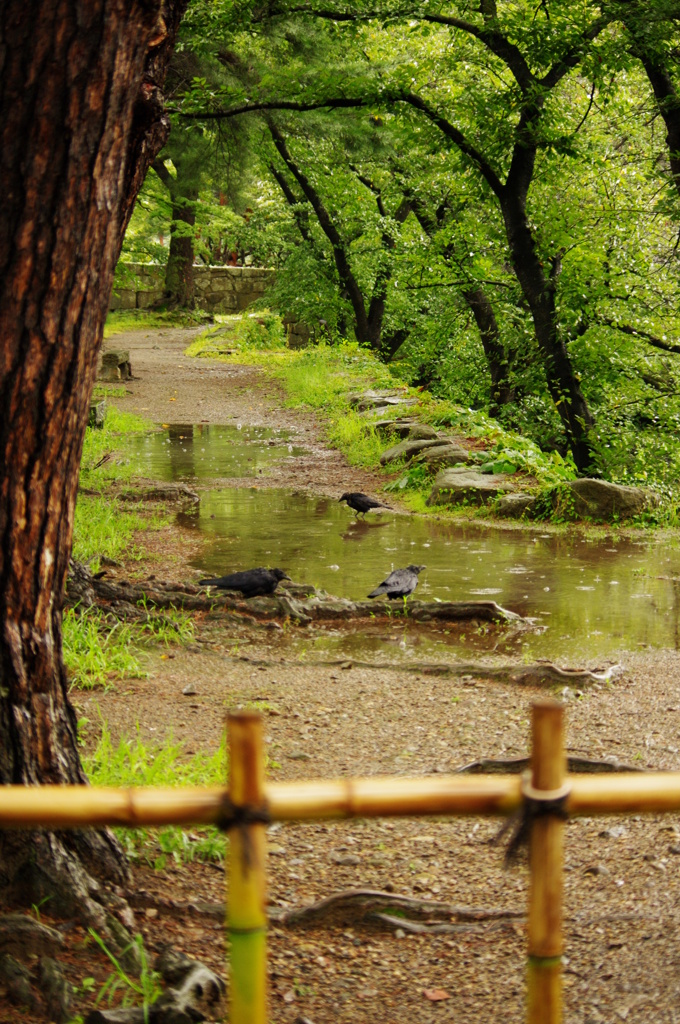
[
  {"left": 267, "top": 121, "right": 370, "bottom": 337},
  {"left": 151, "top": 157, "right": 173, "bottom": 191},
  {"left": 180, "top": 96, "right": 367, "bottom": 119},
  {"left": 268, "top": 163, "right": 316, "bottom": 246},
  {"left": 540, "top": 15, "right": 611, "bottom": 90},
  {"left": 396, "top": 92, "right": 504, "bottom": 197},
  {"left": 599, "top": 317, "right": 680, "bottom": 355}
]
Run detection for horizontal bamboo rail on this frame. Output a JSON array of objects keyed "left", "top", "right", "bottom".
[{"left": 2, "top": 771, "right": 680, "bottom": 827}]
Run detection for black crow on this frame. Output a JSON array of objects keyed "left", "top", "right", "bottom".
[
  {"left": 199, "top": 567, "right": 290, "bottom": 598},
  {"left": 339, "top": 491, "right": 392, "bottom": 517},
  {"left": 368, "top": 564, "right": 425, "bottom": 599}
]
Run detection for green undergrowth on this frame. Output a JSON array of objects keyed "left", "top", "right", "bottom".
[
  {"left": 186, "top": 309, "right": 286, "bottom": 355},
  {"left": 75, "top": 406, "right": 168, "bottom": 568},
  {"left": 64, "top": 607, "right": 195, "bottom": 691},
  {"left": 104, "top": 308, "right": 211, "bottom": 338},
  {"left": 84, "top": 723, "right": 227, "bottom": 866}
]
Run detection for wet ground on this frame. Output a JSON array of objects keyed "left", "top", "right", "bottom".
[{"left": 128, "top": 420, "right": 680, "bottom": 663}]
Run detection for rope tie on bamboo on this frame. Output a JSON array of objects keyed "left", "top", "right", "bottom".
[
  {"left": 216, "top": 794, "right": 271, "bottom": 869},
  {"left": 496, "top": 774, "right": 571, "bottom": 867}
]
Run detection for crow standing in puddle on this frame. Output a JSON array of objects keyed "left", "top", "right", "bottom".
[
  {"left": 199, "top": 567, "right": 290, "bottom": 598},
  {"left": 339, "top": 492, "right": 392, "bottom": 517},
  {"left": 368, "top": 564, "right": 425, "bottom": 600}
]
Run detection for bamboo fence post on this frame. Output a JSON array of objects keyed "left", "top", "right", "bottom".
[
  {"left": 527, "top": 700, "right": 567, "bottom": 1024},
  {"left": 227, "top": 712, "right": 268, "bottom": 1024}
]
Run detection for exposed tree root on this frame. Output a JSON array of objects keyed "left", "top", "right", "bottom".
[
  {"left": 236, "top": 652, "right": 625, "bottom": 688},
  {"left": 65, "top": 560, "right": 528, "bottom": 629},
  {"left": 455, "top": 753, "right": 641, "bottom": 774},
  {"left": 128, "top": 886, "right": 524, "bottom": 935}
]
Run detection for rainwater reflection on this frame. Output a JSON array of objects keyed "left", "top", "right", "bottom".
[{"left": 180, "top": 486, "right": 680, "bottom": 662}]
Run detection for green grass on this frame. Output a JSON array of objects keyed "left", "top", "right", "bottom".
[
  {"left": 92, "top": 384, "right": 127, "bottom": 399},
  {"left": 72, "top": 495, "right": 159, "bottom": 567},
  {"left": 74, "top": 406, "right": 169, "bottom": 568},
  {"left": 64, "top": 607, "right": 195, "bottom": 691},
  {"left": 63, "top": 609, "right": 147, "bottom": 690},
  {"left": 87, "top": 930, "right": 162, "bottom": 1021},
  {"left": 104, "top": 308, "right": 211, "bottom": 338},
  {"left": 84, "top": 723, "right": 227, "bottom": 866}
]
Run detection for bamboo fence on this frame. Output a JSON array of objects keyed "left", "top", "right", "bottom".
[{"left": 1, "top": 700, "right": 680, "bottom": 1024}]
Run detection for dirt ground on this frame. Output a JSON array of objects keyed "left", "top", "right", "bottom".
[{"left": 6, "top": 327, "right": 680, "bottom": 1024}]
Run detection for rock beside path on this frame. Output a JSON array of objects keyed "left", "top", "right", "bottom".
[
  {"left": 418, "top": 442, "right": 475, "bottom": 468},
  {"left": 380, "top": 437, "right": 444, "bottom": 466},
  {"left": 563, "top": 478, "right": 651, "bottom": 520},
  {"left": 427, "top": 467, "right": 516, "bottom": 506}
]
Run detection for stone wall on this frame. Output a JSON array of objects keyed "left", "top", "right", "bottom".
[{"left": 110, "top": 263, "right": 275, "bottom": 313}]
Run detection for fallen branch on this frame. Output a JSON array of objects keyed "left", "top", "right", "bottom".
[{"left": 274, "top": 889, "right": 524, "bottom": 930}]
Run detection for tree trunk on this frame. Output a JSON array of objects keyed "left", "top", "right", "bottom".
[
  {"left": 462, "top": 286, "right": 516, "bottom": 415},
  {"left": 268, "top": 122, "right": 375, "bottom": 345},
  {"left": 500, "top": 194, "right": 595, "bottom": 471},
  {"left": 165, "top": 187, "right": 198, "bottom": 308},
  {"left": 0, "top": 0, "right": 187, "bottom": 921}
]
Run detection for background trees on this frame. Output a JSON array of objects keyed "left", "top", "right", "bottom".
[{"left": 119, "top": 0, "right": 680, "bottom": 485}]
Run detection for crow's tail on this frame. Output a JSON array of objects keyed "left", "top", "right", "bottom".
[
  {"left": 367, "top": 586, "right": 388, "bottom": 598},
  {"left": 199, "top": 578, "right": 219, "bottom": 585}
]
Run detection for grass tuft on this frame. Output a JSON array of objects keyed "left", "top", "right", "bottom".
[
  {"left": 84, "top": 723, "right": 227, "bottom": 865},
  {"left": 63, "top": 608, "right": 147, "bottom": 690}
]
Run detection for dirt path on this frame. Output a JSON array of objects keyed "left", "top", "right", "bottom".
[
  {"left": 11, "top": 328, "right": 680, "bottom": 1024},
  {"left": 109, "top": 327, "right": 388, "bottom": 498}
]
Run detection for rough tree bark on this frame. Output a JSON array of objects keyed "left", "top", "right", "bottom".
[{"left": 0, "top": 0, "right": 188, "bottom": 923}]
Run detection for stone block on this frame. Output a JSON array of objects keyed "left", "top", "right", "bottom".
[
  {"left": 496, "top": 492, "right": 538, "bottom": 518},
  {"left": 99, "top": 350, "right": 131, "bottom": 382},
  {"left": 380, "top": 438, "right": 443, "bottom": 466},
  {"left": 419, "top": 443, "right": 474, "bottom": 468},
  {"left": 427, "top": 467, "right": 515, "bottom": 506},
  {"left": 109, "top": 289, "right": 137, "bottom": 311},
  {"left": 407, "top": 423, "right": 439, "bottom": 440},
  {"left": 374, "top": 418, "right": 417, "bottom": 439},
  {"left": 88, "top": 399, "right": 107, "bottom": 428},
  {"left": 136, "top": 289, "right": 163, "bottom": 308},
  {"left": 564, "top": 478, "right": 651, "bottom": 521}
]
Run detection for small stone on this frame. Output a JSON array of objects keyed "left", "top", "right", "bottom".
[
  {"left": 286, "top": 751, "right": 311, "bottom": 761},
  {"left": 395, "top": 928, "right": 406, "bottom": 939},
  {"left": 584, "top": 863, "right": 609, "bottom": 876},
  {"left": 182, "top": 683, "right": 197, "bottom": 695},
  {"left": 0, "top": 955, "right": 35, "bottom": 1009},
  {"left": 145, "top": 907, "right": 159, "bottom": 919},
  {"left": 330, "top": 852, "right": 361, "bottom": 866},
  {"left": 599, "top": 826, "right": 626, "bottom": 839},
  {"left": 340, "top": 661, "right": 352, "bottom": 670}
]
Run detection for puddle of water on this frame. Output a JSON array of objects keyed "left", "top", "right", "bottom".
[
  {"left": 179, "top": 486, "right": 680, "bottom": 662},
  {"left": 125, "top": 423, "right": 307, "bottom": 480}
]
